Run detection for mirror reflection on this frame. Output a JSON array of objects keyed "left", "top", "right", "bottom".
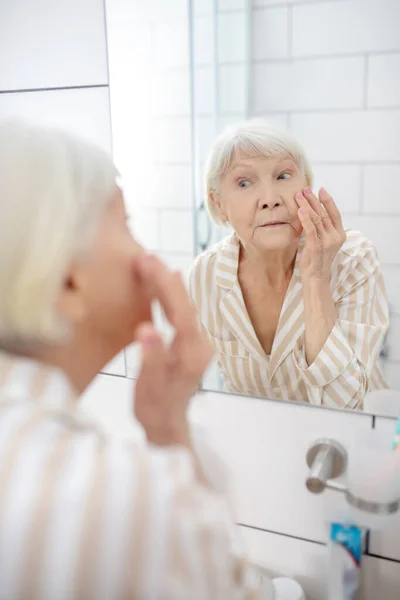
[
  {"left": 189, "top": 0, "right": 399, "bottom": 410},
  {"left": 190, "top": 120, "right": 388, "bottom": 409}
]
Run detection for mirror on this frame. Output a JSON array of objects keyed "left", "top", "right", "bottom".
[
  {"left": 105, "top": 0, "right": 399, "bottom": 413},
  {"left": 190, "top": 0, "right": 400, "bottom": 411}
]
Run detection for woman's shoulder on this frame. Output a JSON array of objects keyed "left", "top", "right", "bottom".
[
  {"left": 189, "top": 233, "right": 237, "bottom": 278},
  {"left": 335, "top": 229, "right": 381, "bottom": 282},
  {"left": 340, "top": 229, "right": 379, "bottom": 263}
]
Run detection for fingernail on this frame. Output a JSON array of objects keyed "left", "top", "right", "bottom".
[
  {"left": 296, "top": 193, "right": 305, "bottom": 201},
  {"left": 305, "top": 187, "right": 312, "bottom": 195}
]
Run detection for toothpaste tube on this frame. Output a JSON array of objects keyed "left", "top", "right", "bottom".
[{"left": 328, "top": 523, "right": 363, "bottom": 600}]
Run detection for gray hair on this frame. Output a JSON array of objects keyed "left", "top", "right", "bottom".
[
  {"left": 205, "top": 119, "right": 313, "bottom": 225},
  {"left": 0, "top": 119, "right": 118, "bottom": 350}
]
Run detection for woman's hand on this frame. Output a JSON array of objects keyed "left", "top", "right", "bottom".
[
  {"left": 295, "top": 187, "right": 346, "bottom": 284},
  {"left": 133, "top": 255, "right": 213, "bottom": 446}
]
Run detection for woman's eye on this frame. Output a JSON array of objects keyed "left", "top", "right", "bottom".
[
  {"left": 278, "top": 172, "right": 291, "bottom": 180},
  {"left": 238, "top": 179, "right": 251, "bottom": 188}
]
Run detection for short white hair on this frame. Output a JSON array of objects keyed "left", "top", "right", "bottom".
[
  {"left": 205, "top": 119, "right": 313, "bottom": 226},
  {"left": 0, "top": 119, "right": 118, "bottom": 350}
]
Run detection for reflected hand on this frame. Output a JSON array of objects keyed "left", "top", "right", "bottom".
[
  {"left": 133, "top": 255, "right": 213, "bottom": 445},
  {"left": 296, "top": 187, "right": 346, "bottom": 283}
]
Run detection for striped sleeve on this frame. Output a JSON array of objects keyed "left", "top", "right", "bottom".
[
  {"left": 292, "top": 238, "right": 389, "bottom": 409},
  {"left": 0, "top": 410, "right": 262, "bottom": 600}
]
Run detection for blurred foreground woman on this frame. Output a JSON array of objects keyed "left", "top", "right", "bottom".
[{"left": 0, "top": 120, "right": 264, "bottom": 600}]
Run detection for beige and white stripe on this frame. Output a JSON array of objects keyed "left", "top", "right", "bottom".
[
  {"left": 189, "top": 230, "right": 389, "bottom": 409},
  {"left": 0, "top": 353, "right": 263, "bottom": 600}
]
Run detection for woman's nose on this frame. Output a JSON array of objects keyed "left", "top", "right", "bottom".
[{"left": 258, "top": 195, "right": 282, "bottom": 210}]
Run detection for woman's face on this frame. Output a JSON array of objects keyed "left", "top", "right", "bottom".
[
  {"left": 63, "top": 187, "right": 152, "bottom": 352},
  {"left": 213, "top": 152, "right": 307, "bottom": 251}
]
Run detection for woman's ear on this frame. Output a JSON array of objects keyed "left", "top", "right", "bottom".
[
  {"left": 209, "top": 191, "right": 228, "bottom": 222},
  {"left": 56, "top": 261, "right": 88, "bottom": 325}
]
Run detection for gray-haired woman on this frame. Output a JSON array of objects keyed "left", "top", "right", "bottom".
[
  {"left": 0, "top": 119, "right": 264, "bottom": 599},
  {"left": 190, "top": 119, "right": 389, "bottom": 409}
]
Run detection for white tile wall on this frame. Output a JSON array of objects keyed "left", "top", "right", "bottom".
[
  {"left": 153, "top": 117, "right": 192, "bottom": 164},
  {"left": 153, "top": 68, "right": 191, "bottom": 116},
  {"left": 368, "top": 53, "right": 400, "bottom": 108},
  {"left": 363, "top": 166, "right": 400, "bottom": 214},
  {"left": 291, "top": 110, "right": 400, "bottom": 163},
  {"left": 154, "top": 20, "right": 189, "bottom": 68},
  {"left": 218, "top": 12, "right": 248, "bottom": 63},
  {"left": 0, "top": 0, "right": 108, "bottom": 90},
  {"left": 253, "top": 57, "right": 364, "bottom": 112},
  {"left": 0, "top": 87, "right": 112, "bottom": 152},
  {"left": 160, "top": 209, "right": 194, "bottom": 253},
  {"left": 292, "top": 0, "right": 400, "bottom": 57},
  {"left": 346, "top": 216, "right": 400, "bottom": 266},
  {"left": 252, "top": 7, "right": 289, "bottom": 60},
  {"left": 219, "top": 64, "right": 247, "bottom": 113},
  {"left": 194, "top": 16, "right": 215, "bottom": 65},
  {"left": 381, "top": 266, "right": 400, "bottom": 315},
  {"left": 194, "top": 67, "right": 215, "bottom": 114},
  {"left": 312, "top": 165, "right": 362, "bottom": 215}
]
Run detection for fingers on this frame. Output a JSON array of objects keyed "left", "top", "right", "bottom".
[
  {"left": 297, "top": 205, "right": 318, "bottom": 240},
  {"left": 296, "top": 192, "right": 325, "bottom": 236},
  {"left": 134, "top": 321, "right": 166, "bottom": 378},
  {"left": 319, "top": 187, "right": 344, "bottom": 232},
  {"left": 135, "top": 255, "right": 197, "bottom": 335},
  {"left": 135, "top": 255, "right": 213, "bottom": 378}
]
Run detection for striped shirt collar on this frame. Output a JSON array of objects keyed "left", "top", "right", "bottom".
[
  {"left": 215, "top": 231, "right": 305, "bottom": 289},
  {"left": 214, "top": 232, "right": 306, "bottom": 378},
  {"left": 0, "top": 351, "right": 78, "bottom": 410}
]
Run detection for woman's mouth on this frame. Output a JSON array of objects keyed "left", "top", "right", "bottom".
[{"left": 261, "top": 221, "right": 288, "bottom": 228}]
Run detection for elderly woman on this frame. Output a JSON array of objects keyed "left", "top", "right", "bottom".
[
  {"left": 0, "top": 119, "right": 265, "bottom": 599},
  {"left": 189, "top": 120, "right": 389, "bottom": 409}
]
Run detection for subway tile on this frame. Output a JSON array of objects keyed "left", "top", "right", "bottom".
[
  {"left": 194, "top": 67, "right": 215, "bottom": 114},
  {"left": 0, "top": 0, "right": 108, "bottom": 91},
  {"left": 252, "top": 7, "right": 289, "bottom": 60},
  {"left": 293, "top": 0, "right": 400, "bottom": 57},
  {"left": 219, "top": 64, "right": 247, "bottom": 113},
  {"left": 368, "top": 53, "right": 400, "bottom": 107},
  {"left": 128, "top": 210, "right": 160, "bottom": 251},
  {"left": 0, "top": 87, "right": 112, "bottom": 153},
  {"left": 160, "top": 209, "right": 194, "bottom": 253},
  {"left": 381, "top": 265, "right": 400, "bottom": 316},
  {"left": 198, "top": 116, "right": 218, "bottom": 163},
  {"left": 383, "top": 360, "right": 400, "bottom": 390},
  {"left": 150, "top": 165, "right": 193, "bottom": 209},
  {"left": 106, "top": 19, "right": 153, "bottom": 77},
  {"left": 218, "top": 0, "right": 247, "bottom": 10},
  {"left": 253, "top": 57, "right": 364, "bottom": 112},
  {"left": 108, "top": 0, "right": 188, "bottom": 21},
  {"left": 218, "top": 12, "right": 248, "bottom": 62},
  {"left": 347, "top": 215, "right": 400, "bottom": 266},
  {"left": 361, "top": 555, "right": 400, "bottom": 600},
  {"left": 363, "top": 166, "right": 400, "bottom": 214},
  {"left": 312, "top": 165, "right": 362, "bottom": 214},
  {"left": 291, "top": 110, "right": 400, "bottom": 162},
  {"left": 387, "top": 315, "right": 400, "bottom": 362},
  {"left": 154, "top": 20, "right": 189, "bottom": 68},
  {"left": 192, "top": 0, "right": 213, "bottom": 17},
  {"left": 194, "top": 16, "right": 215, "bottom": 65},
  {"left": 153, "top": 117, "right": 192, "bottom": 163},
  {"left": 253, "top": 113, "right": 290, "bottom": 130},
  {"left": 153, "top": 68, "right": 191, "bottom": 116}
]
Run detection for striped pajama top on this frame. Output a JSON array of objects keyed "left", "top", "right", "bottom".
[
  {"left": 189, "top": 230, "right": 389, "bottom": 409},
  {"left": 0, "top": 352, "right": 264, "bottom": 600}
]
